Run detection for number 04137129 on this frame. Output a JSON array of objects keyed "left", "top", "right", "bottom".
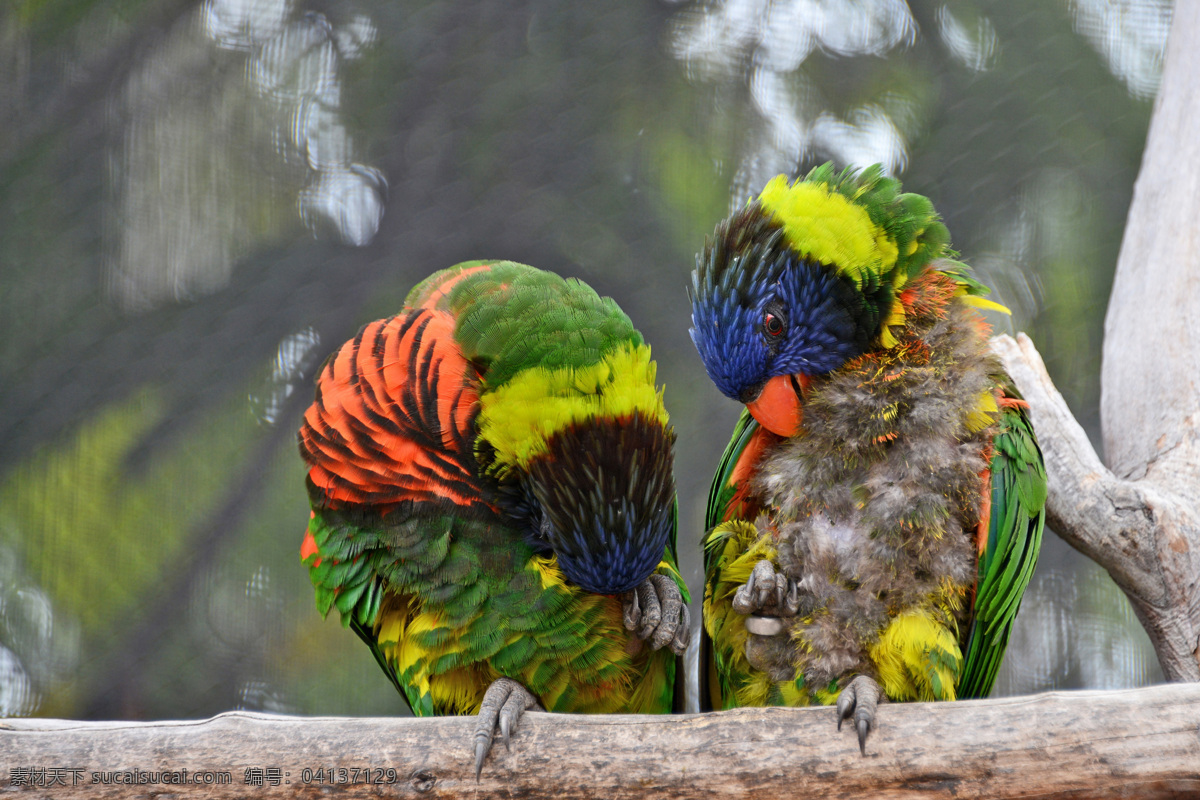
[{"left": 299, "top": 767, "right": 400, "bottom": 785}]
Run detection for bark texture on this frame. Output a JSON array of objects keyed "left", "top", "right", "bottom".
[
  {"left": 1097, "top": 0, "right": 1200, "bottom": 681},
  {"left": 4, "top": 684, "right": 1200, "bottom": 799},
  {"left": 990, "top": 0, "right": 1200, "bottom": 682}
]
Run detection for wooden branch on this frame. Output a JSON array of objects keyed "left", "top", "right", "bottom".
[
  {"left": 990, "top": 334, "right": 1178, "bottom": 596},
  {"left": 4, "top": 685, "right": 1200, "bottom": 799}
]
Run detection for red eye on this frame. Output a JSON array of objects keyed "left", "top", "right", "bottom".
[{"left": 763, "top": 312, "right": 784, "bottom": 337}]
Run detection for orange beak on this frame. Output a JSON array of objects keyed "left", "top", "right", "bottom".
[{"left": 745, "top": 373, "right": 809, "bottom": 437}]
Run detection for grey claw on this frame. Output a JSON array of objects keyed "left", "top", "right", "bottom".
[
  {"left": 835, "top": 675, "right": 884, "bottom": 756},
  {"left": 754, "top": 569, "right": 775, "bottom": 608},
  {"left": 733, "top": 560, "right": 796, "bottom": 616},
  {"left": 731, "top": 590, "right": 748, "bottom": 615},
  {"left": 648, "top": 574, "right": 681, "bottom": 650},
  {"left": 623, "top": 574, "right": 688, "bottom": 653},
  {"left": 670, "top": 603, "right": 691, "bottom": 655},
  {"left": 621, "top": 587, "right": 640, "bottom": 630},
  {"left": 635, "top": 579, "right": 661, "bottom": 640},
  {"left": 474, "top": 739, "right": 488, "bottom": 780},
  {"left": 731, "top": 562, "right": 762, "bottom": 614},
  {"left": 499, "top": 714, "right": 511, "bottom": 751},
  {"left": 784, "top": 579, "right": 801, "bottom": 615},
  {"left": 745, "top": 566, "right": 759, "bottom": 597},
  {"left": 472, "top": 677, "right": 541, "bottom": 779}
]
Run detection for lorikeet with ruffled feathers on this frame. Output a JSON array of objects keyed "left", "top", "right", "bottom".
[
  {"left": 690, "top": 164, "right": 1045, "bottom": 751},
  {"left": 299, "top": 261, "right": 689, "bottom": 776}
]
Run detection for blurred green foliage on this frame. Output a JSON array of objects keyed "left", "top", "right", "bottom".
[{"left": 0, "top": 0, "right": 1167, "bottom": 719}]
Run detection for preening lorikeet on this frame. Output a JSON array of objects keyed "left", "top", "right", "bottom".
[
  {"left": 690, "top": 164, "right": 1046, "bottom": 751},
  {"left": 299, "top": 261, "right": 689, "bottom": 775}
]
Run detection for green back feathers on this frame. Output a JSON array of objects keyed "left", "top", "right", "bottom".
[
  {"left": 408, "top": 261, "right": 670, "bottom": 477},
  {"left": 410, "top": 261, "right": 644, "bottom": 388}
]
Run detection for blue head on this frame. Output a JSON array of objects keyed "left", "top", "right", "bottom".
[{"left": 690, "top": 204, "right": 888, "bottom": 434}]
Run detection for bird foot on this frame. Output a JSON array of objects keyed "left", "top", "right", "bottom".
[
  {"left": 836, "top": 675, "right": 885, "bottom": 755},
  {"left": 732, "top": 559, "right": 800, "bottom": 618},
  {"left": 621, "top": 573, "right": 691, "bottom": 655},
  {"left": 473, "top": 677, "right": 542, "bottom": 779}
]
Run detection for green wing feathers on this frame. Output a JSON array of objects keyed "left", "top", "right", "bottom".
[
  {"left": 958, "top": 398, "right": 1047, "bottom": 698},
  {"left": 302, "top": 451, "right": 681, "bottom": 719}
]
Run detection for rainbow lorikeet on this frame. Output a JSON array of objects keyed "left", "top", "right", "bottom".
[
  {"left": 689, "top": 164, "right": 1046, "bottom": 751},
  {"left": 298, "top": 261, "right": 689, "bottom": 775}
]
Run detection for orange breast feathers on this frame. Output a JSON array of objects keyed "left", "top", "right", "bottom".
[
  {"left": 721, "top": 424, "right": 779, "bottom": 525},
  {"left": 298, "top": 308, "right": 491, "bottom": 517}
]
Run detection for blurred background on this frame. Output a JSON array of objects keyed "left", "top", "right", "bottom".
[{"left": 0, "top": 0, "right": 1169, "bottom": 720}]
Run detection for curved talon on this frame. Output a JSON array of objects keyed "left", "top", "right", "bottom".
[
  {"left": 473, "top": 737, "right": 489, "bottom": 780},
  {"left": 473, "top": 677, "right": 541, "bottom": 779},
  {"left": 784, "top": 577, "right": 800, "bottom": 615},
  {"left": 836, "top": 675, "right": 884, "bottom": 756},
  {"left": 621, "top": 587, "right": 640, "bottom": 630},
  {"left": 498, "top": 689, "right": 528, "bottom": 751},
  {"left": 670, "top": 602, "right": 691, "bottom": 655},
  {"left": 731, "top": 561, "right": 765, "bottom": 614},
  {"left": 856, "top": 718, "right": 871, "bottom": 753}
]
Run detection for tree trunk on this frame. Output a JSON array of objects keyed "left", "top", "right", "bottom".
[
  {"left": 1097, "top": 0, "right": 1200, "bottom": 680},
  {"left": 991, "top": 0, "right": 1200, "bottom": 682},
  {"left": 4, "top": 684, "right": 1200, "bottom": 799}
]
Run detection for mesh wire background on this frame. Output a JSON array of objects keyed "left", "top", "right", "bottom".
[{"left": 0, "top": 0, "right": 1167, "bottom": 720}]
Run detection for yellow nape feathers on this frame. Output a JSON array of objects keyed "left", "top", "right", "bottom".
[
  {"left": 477, "top": 343, "right": 669, "bottom": 472},
  {"left": 757, "top": 175, "right": 899, "bottom": 291}
]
